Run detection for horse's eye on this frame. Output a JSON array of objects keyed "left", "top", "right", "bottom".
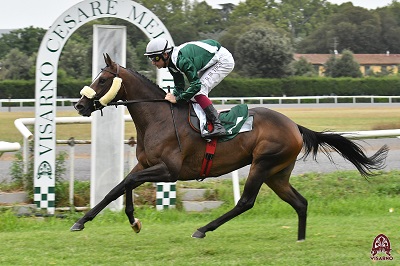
[{"left": 99, "top": 78, "right": 107, "bottom": 85}]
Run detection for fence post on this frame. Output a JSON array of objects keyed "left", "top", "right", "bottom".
[{"left": 67, "top": 137, "right": 76, "bottom": 207}]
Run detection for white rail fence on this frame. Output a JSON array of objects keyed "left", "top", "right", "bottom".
[
  {"left": 11, "top": 116, "right": 400, "bottom": 206},
  {"left": 212, "top": 95, "right": 400, "bottom": 105},
  {"left": 1, "top": 95, "right": 400, "bottom": 107},
  {"left": 0, "top": 98, "right": 78, "bottom": 107}
]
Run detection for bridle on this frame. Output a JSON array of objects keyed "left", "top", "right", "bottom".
[
  {"left": 92, "top": 64, "right": 122, "bottom": 111},
  {"left": 102, "top": 63, "right": 120, "bottom": 76}
]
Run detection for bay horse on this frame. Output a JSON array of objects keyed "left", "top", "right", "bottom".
[{"left": 72, "top": 54, "right": 388, "bottom": 241}]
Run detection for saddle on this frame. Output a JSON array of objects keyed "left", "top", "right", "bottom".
[{"left": 188, "top": 103, "right": 204, "bottom": 133}]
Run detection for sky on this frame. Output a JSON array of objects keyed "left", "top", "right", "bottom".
[{"left": 0, "top": 0, "right": 395, "bottom": 30}]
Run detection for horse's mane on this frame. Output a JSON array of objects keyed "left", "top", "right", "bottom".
[
  {"left": 124, "top": 67, "right": 189, "bottom": 108},
  {"left": 126, "top": 68, "right": 166, "bottom": 95}
]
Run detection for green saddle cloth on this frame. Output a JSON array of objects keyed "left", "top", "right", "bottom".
[{"left": 218, "top": 104, "right": 250, "bottom": 142}]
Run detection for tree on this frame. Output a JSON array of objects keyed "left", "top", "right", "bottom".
[
  {"left": 334, "top": 50, "right": 362, "bottom": 78},
  {"left": 219, "top": 17, "right": 266, "bottom": 59},
  {"left": 0, "top": 48, "right": 35, "bottom": 80},
  {"left": 298, "top": 5, "right": 382, "bottom": 53},
  {"left": 278, "top": 0, "right": 336, "bottom": 39},
  {"left": 290, "top": 57, "right": 317, "bottom": 76},
  {"left": 324, "top": 50, "right": 362, "bottom": 78},
  {"left": 230, "top": 0, "right": 336, "bottom": 43},
  {"left": 323, "top": 54, "right": 337, "bottom": 77},
  {"left": 376, "top": 7, "right": 400, "bottom": 53},
  {"left": 234, "top": 25, "right": 293, "bottom": 78},
  {"left": 59, "top": 39, "right": 91, "bottom": 80},
  {"left": 0, "top": 27, "right": 46, "bottom": 58}
]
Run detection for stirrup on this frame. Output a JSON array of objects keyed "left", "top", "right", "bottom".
[{"left": 202, "top": 129, "right": 227, "bottom": 138}]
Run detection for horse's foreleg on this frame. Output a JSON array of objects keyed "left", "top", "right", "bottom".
[
  {"left": 123, "top": 163, "right": 174, "bottom": 231},
  {"left": 192, "top": 175, "right": 264, "bottom": 238},
  {"left": 70, "top": 178, "right": 127, "bottom": 231}
]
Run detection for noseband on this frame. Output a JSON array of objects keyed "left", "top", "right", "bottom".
[{"left": 80, "top": 64, "right": 123, "bottom": 111}]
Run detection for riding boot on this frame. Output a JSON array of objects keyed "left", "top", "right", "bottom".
[{"left": 202, "top": 104, "right": 227, "bottom": 138}]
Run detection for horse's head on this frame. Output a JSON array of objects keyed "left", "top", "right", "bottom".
[{"left": 75, "top": 53, "right": 125, "bottom": 116}]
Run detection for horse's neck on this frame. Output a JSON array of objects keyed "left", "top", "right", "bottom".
[
  {"left": 125, "top": 71, "right": 165, "bottom": 100},
  {"left": 124, "top": 73, "right": 168, "bottom": 130},
  {"left": 126, "top": 103, "right": 170, "bottom": 129}
]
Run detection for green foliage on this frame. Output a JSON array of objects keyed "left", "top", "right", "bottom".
[
  {"left": 2, "top": 75, "right": 400, "bottom": 99},
  {"left": 333, "top": 50, "right": 362, "bottom": 78},
  {"left": 219, "top": 17, "right": 265, "bottom": 59},
  {"left": 298, "top": 4, "right": 400, "bottom": 53},
  {"left": 8, "top": 152, "right": 27, "bottom": 190},
  {"left": 1, "top": 1, "right": 400, "bottom": 82},
  {"left": 290, "top": 56, "right": 318, "bottom": 77},
  {"left": 9, "top": 141, "right": 34, "bottom": 195},
  {"left": 9, "top": 141, "right": 67, "bottom": 203},
  {"left": 59, "top": 39, "right": 91, "bottom": 80},
  {"left": 234, "top": 25, "right": 293, "bottom": 78},
  {"left": 0, "top": 48, "right": 35, "bottom": 80},
  {"left": 212, "top": 76, "right": 400, "bottom": 97},
  {"left": 0, "top": 79, "right": 91, "bottom": 99},
  {"left": 323, "top": 50, "right": 362, "bottom": 78},
  {"left": 230, "top": 0, "right": 335, "bottom": 40},
  {"left": 0, "top": 79, "right": 34, "bottom": 98},
  {"left": 58, "top": 78, "right": 92, "bottom": 98},
  {"left": 322, "top": 54, "right": 335, "bottom": 77},
  {"left": 211, "top": 77, "right": 284, "bottom": 97},
  {"left": 0, "top": 27, "right": 46, "bottom": 58}
]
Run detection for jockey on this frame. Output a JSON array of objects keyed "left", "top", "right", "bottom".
[{"left": 144, "top": 37, "right": 235, "bottom": 138}]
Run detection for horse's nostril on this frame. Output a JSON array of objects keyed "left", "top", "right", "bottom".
[{"left": 75, "top": 103, "right": 84, "bottom": 111}]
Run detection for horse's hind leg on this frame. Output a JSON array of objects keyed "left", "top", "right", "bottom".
[
  {"left": 192, "top": 166, "right": 265, "bottom": 238},
  {"left": 265, "top": 164, "right": 308, "bottom": 241}
]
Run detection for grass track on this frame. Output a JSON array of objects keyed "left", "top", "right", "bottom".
[
  {"left": 1, "top": 171, "right": 400, "bottom": 265},
  {"left": 0, "top": 213, "right": 398, "bottom": 265}
]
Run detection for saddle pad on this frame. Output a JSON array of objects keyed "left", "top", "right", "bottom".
[{"left": 193, "top": 103, "right": 253, "bottom": 142}]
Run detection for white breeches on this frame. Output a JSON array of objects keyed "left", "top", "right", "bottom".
[{"left": 194, "top": 47, "right": 235, "bottom": 98}]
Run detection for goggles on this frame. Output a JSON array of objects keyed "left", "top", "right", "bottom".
[{"left": 148, "top": 54, "right": 163, "bottom": 62}]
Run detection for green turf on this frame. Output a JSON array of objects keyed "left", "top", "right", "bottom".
[{"left": 1, "top": 170, "right": 399, "bottom": 265}]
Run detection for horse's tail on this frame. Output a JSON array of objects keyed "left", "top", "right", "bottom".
[{"left": 297, "top": 124, "right": 389, "bottom": 177}]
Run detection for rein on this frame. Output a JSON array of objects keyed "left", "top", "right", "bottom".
[
  {"left": 107, "top": 97, "right": 183, "bottom": 152},
  {"left": 107, "top": 99, "right": 167, "bottom": 106}
]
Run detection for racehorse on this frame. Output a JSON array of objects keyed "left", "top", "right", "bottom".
[{"left": 72, "top": 54, "right": 388, "bottom": 241}]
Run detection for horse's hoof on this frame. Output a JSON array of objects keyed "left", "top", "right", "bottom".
[
  {"left": 70, "top": 222, "right": 84, "bottom": 231},
  {"left": 131, "top": 218, "right": 142, "bottom": 233},
  {"left": 191, "top": 230, "right": 206, "bottom": 238}
]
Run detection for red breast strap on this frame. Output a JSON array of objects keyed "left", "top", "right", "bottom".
[{"left": 200, "top": 138, "right": 217, "bottom": 178}]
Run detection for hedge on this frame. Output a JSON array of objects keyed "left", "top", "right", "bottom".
[
  {"left": 212, "top": 77, "right": 400, "bottom": 97},
  {"left": 1, "top": 77, "right": 399, "bottom": 99},
  {"left": 0, "top": 79, "right": 91, "bottom": 99}
]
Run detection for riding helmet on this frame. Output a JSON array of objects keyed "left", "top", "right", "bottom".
[{"left": 144, "top": 37, "right": 173, "bottom": 56}]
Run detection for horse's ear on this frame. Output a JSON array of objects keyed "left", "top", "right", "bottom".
[
  {"left": 103, "top": 53, "right": 112, "bottom": 66},
  {"left": 103, "top": 53, "right": 107, "bottom": 65}
]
